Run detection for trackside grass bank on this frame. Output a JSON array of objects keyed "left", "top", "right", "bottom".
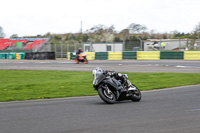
[{"left": 0, "top": 70, "right": 200, "bottom": 102}]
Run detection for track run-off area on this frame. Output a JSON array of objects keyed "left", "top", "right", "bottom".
[{"left": 0, "top": 60, "right": 200, "bottom": 133}]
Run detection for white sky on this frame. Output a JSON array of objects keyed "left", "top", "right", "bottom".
[{"left": 0, "top": 0, "right": 200, "bottom": 37}]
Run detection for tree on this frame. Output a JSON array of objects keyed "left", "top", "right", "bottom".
[
  {"left": 10, "top": 34, "right": 18, "bottom": 38},
  {"left": 192, "top": 22, "right": 200, "bottom": 39},
  {"left": 120, "top": 29, "right": 130, "bottom": 41},
  {"left": 128, "top": 23, "right": 147, "bottom": 34},
  {"left": 82, "top": 34, "right": 89, "bottom": 42},
  {"left": 86, "top": 24, "right": 116, "bottom": 42},
  {"left": 45, "top": 32, "right": 51, "bottom": 37},
  {"left": 0, "top": 26, "right": 5, "bottom": 38}
]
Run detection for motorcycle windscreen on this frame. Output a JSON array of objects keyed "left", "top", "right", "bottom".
[{"left": 93, "top": 67, "right": 105, "bottom": 86}]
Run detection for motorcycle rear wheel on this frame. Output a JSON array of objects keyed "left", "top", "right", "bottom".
[
  {"left": 98, "top": 87, "right": 116, "bottom": 104},
  {"left": 129, "top": 84, "right": 142, "bottom": 102},
  {"left": 84, "top": 59, "right": 88, "bottom": 64}
]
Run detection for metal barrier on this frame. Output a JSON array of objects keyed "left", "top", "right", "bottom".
[
  {"left": 84, "top": 52, "right": 95, "bottom": 60},
  {"left": 67, "top": 51, "right": 200, "bottom": 60},
  {"left": 184, "top": 51, "right": 200, "bottom": 60},
  {"left": 137, "top": 51, "right": 160, "bottom": 60},
  {"left": 95, "top": 52, "right": 108, "bottom": 60},
  {"left": 160, "top": 51, "right": 184, "bottom": 59},
  {"left": 123, "top": 51, "right": 137, "bottom": 59},
  {"left": 108, "top": 52, "right": 122, "bottom": 60}
]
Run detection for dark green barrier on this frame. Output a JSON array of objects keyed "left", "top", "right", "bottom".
[
  {"left": 70, "top": 52, "right": 76, "bottom": 60},
  {"left": 160, "top": 51, "right": 184, "bottom": 59},
  {"left": 0, "top": 53, "right": 5, "bottom": 59},
  {"left": 123, "top": 51, "right": 137, "bottom": 59},
  {"left": 95, "top": 52, "right": 108, "bottom": 60},
  {"left": 9, "top": 53, "right": 16, "bottom": 59}
]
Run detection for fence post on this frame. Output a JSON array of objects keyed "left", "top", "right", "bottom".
[
  {"left": 198, "top": 38, "right": 200, "bottom": 51},
  {"left": 74, "top": 41, "right": 77, "bottom": 52},
  {"left": 197, "top": 36, "right": 200, "bottom": 51},
  {"left": 60, "top": 41, "right": 63, "bottom": 58},
  {"left": 123, "top": 40, "right": 125, "bottom": 51},
  {"left": 138, "top": 38, "right": 142, "bottom": 51},
  {"left": 178, "top": 37, "right": 181, "bottom": 51},
  {"left": 54, "top": 42, "right": 56, "bottom": 58},
  {"left": 67, "top": 42, "right": 69, "bottom": 58}
]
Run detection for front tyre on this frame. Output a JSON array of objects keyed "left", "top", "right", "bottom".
[
  {"left": 129, "top": 84, "right": 142, "bottom": 102},
  {"left": 98, "top": 87, "right": 116, "bottom": 104},
  {"left": 74, "top": 58, "right": 79, "bottom": 64}
]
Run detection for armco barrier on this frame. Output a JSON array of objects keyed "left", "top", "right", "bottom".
[
  {"left": 25, "top": 52, "right": 55, "bottom": 60},
  {"left": 137, "top": 51, "right": 160, "bottom": 60},
  {"left": 84, "top": 52, "right": 95, "bottom": 60},
  {"left": 184, "top": 51, "right": 200, "bottom": 60},
  {"left": 108, "top": 52, "right": 122, "bottom": 60},
  {"left": 16, "top": 53, "right": 25, "bottom": 59},
  {"left": 69, "top": 52, "right": 76, "bottom": 60},
  {"left": 123, "top": 51, "right": 137, "bottom": 59},
  {"left": 68, "top": 52, "right": 71, "bottom": 60},
  {"left": 66, "top": 51, "right": 200, "bottom": 60},
  {"left": 95, "top": 52, "right": 108, "bottom": 60},
  {"left": 0, "top": 53, "right": 7, "bottom": 59},
  {"left": 160, "top": 51, "right": 184, "bottom": 59},
  {"left": 9, "top": 52, "right": 16, "bottom": 59}
]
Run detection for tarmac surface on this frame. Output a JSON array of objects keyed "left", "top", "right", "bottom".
[
  {"left": 1, "top": 60, "right": 200, "bottom": 133},
  {"left": 0, "top": 60, "right": 200, "bottom": 73},
  {"left": 0, "top": 85, "right": 200, "bottom": 133}
]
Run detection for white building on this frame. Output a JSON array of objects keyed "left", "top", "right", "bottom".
[{"left": 83, "top": 43, "right": 123, "bottom": 52}]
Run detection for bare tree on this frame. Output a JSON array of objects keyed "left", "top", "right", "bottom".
[
  {"left": 10, "top": 34, "right": 18, "bottom": 38},
  {"left": 193, "top": 22, "right": 200, "bottom": 38},
  {"left": 128, "top": 23, "right": 147, "bottom": 34},
  {"left": 120, "top": 29, "right": 130, "bottom": 41},
  {"left": 86, "top": 24, "right": 116, "bottom": 42}
]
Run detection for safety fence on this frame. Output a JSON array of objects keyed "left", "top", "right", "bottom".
[
  {"left": 0, "top": 52, "right": 55, "bottom": 60},
  {"left": 68, "top": 51, "right": 200, "bottom": 60},
  {"left": 25, "top": 52, "right": 55, "bottom": 60},
  {"left": 0, "top": 52, "right": 25, "bottom": 59},
  {"left": 1, "top": 51, "right": 200, "bottom": 60}
]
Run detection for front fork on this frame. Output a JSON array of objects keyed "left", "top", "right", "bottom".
[{"left": 101, "top": 84, "right": 120, "bottom": 100}]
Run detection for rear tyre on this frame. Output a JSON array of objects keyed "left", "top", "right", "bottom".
[
  {"left": 129, "top": 84, "right": 142, "bottom": 102},
  {"left": 84, "top": 59, "right": 88, "bottom": 64},
  {"left": 98, "top": 87, "right": 116, "bottom": 104}
]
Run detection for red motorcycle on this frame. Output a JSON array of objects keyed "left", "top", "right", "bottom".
[{"left": 74, "top": 53, "right": 88, "bottom": 64}]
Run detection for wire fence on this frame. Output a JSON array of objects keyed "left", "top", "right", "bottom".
[{"left": 40, "top": 39, "right": 200, "bottom": 58}]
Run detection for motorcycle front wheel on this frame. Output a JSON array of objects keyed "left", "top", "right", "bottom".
[
  {"left": 129, "top": 84, "right": 142, "bottom": 102},
  {"left": 98, "top": 87, "right": 116, "bottom": 104},
  {"left": 74, "top": 58, "right": 79, "bottom": 64}
]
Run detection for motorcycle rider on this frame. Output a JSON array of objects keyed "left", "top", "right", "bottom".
[
  {"left": 103, "top": 69, "right": 128, "bottom": 90},
  {"left": 76, "top": 48, "right": 83, "bottom": 61}
]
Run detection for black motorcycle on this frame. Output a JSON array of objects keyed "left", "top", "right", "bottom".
[{"left": 92, "top": 67, "right": 141, "bottom": 104}]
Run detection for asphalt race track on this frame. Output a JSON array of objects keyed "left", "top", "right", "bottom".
[
  {"left": 0, "top": 60, "right": 200, "bottom": 73},
  {"left": 0, "top": 60, "right": 200, "bottom": 133},
  {"left": 0, "top": 85, "right": 200, "bottom": 133}
]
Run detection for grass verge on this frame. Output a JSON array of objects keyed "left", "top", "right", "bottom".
[{"left": 0, "top": 70, "right": 200, "bottom": 102}]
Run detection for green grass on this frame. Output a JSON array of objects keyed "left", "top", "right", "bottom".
[{"left": 0, "top": 70, "right": 200, "bottom": 102}]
